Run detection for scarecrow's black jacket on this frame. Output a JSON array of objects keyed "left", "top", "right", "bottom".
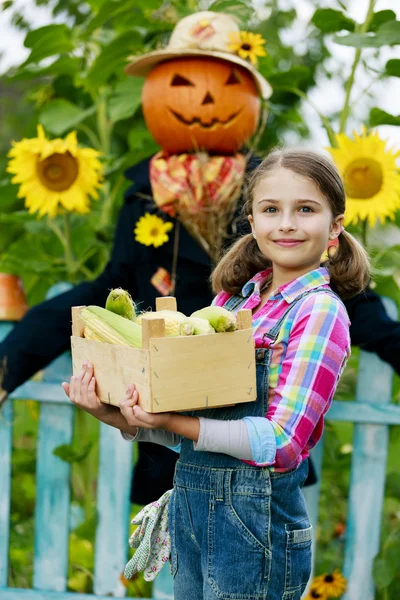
[{"left": 1, "top": 156, "right": 400, "bottom": 501}]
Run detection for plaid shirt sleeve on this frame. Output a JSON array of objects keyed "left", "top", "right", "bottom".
[{"left": 263, "top": 293, "right": 351, "bottom": 469}]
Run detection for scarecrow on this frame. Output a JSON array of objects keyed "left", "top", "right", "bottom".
[{"left": 1, "top": 10, "right": 400, "bottom": 510}]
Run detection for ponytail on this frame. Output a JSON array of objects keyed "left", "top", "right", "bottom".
[
  {"left": 325, "top": 229, "right": 371, "bottom": 298},
  {"left": 211, "top": 233, "right": 271, "bottom": 295}
]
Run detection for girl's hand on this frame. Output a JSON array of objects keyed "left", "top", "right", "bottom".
[
  {"left": 62, "top": 361, "right": 109, "bottom": 420},
  {"left": 120, "top": 385, "right": 172, "bottom": 430}
]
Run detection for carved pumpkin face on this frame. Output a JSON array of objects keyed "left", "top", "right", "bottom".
[{"left": 142, "top": 57, "right": 261, "bottom": 155}]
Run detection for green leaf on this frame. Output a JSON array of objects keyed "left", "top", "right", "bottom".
[
  {"left": 373, "top": 556, "right": 396, "bottom": 590},
  {"left": 86, "top": 0, "right": 144, "bottom": 34},
  {"left": 268, "top": 66, "right": 311, "bottom": 89},
  {"left": 370, "top": 107, "right": 400, "bottom": 127},
  {"left": 22, "top": 24, "right": 74, "bottom": 66},
  {"left": 0, "top": 211, "right": 36, "bottom": 224},
  {"left": 53, "top": 442, "right": 94, "bottom": 463},
  {"left": 0, "top": 180, "right": 20, "bottom": 209},
  {"left": 208, "top": 0, "right": 254, "bottom": 25},
  {"left": 11, "top": 57, "right": 80, "bottom": 81},
  {"left": 368, "top": 10, "right": 397, "bottom": 32},
  {"left": 86, "top": 31, "right": 142, "bottom": 89},
  {"left": 39, "top": 99, "right": 96, "bottom": 136},
  {"left": 334, "top": 20, "right": 400, "bottom": 48},
  {"left": 108, "top": 78, "right": 143, "bottom": 123},
  {"left": 385, "top": 58, "right": 400, "bottom": 77},
  {"left": 311, "top": 8, "right": 355, "bottom": 33}
]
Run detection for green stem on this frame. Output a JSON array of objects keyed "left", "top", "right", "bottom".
[
  {"left": 76, "top": 123, "right": 101, "bottom": 151},
  {"left": 63, "top": 212, "right": 76, "bottom": 282},
  {"left": 97, "top": 174, "right": 125, "bottom": 232},
  {"left": 339, "top": 0, "right": 376, "bottom": 134},
  {"left": 96, "top": 93, "right": 111, "bottom": 155},
  {"left": 282, "top": 87, "right": 337, "bottom": 146},
  {"left": 361, "top": 219, "right": 368, "bottom": 248},
  {"left": 383, "top": 587, "right": 390, "bottom": 600},
  {"left": 75, "top": 410, "right": 94, "bottom": 518}
]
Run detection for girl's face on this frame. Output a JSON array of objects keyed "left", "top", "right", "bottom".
[{"left": 248, "top": 167, "right": 344, "bottom": 276}]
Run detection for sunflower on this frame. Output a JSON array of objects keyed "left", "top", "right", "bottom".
[
  {"left": 134, "top": 213, "right": 173, "bottom": 248},
  {"left": 227, "top": 31, "right": 267, "bottom": 65},
  {"left": 7, "top": 125, "right": 103, "bottom": 218},
  {"left": 312, "top": 569, "right": 347, "bottom": 598},
  {"left": 327, "top": 128, "right": 400, "bottom": 228},
  {"left": 303, "top": 586, "right": 328, "bottom": 600}
]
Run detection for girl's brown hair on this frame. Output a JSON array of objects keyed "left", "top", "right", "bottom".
[{"left": 211, "top": 147, "right": 370, "bottom": 299}]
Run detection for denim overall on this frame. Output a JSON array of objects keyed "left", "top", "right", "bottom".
[{"left": 169, "top": 288, "right": 340, "bottom": 600}]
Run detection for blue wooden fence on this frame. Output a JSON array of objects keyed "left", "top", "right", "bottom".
[{"left": 1, "top": 287, "right": 400, "bottom": 600}]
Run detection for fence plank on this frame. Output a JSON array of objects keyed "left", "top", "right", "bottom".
[
  {"left": 0, "top": 399, "right": 13, "bottom": 588},
  {"left": 94, "top": 423, "right": 133, "bottom": 597},
  {"left": 342, "top": 299, "right": 397, "bottom": 600},
  {"left": 0, "top": 322, "right": 15, "bottom": 588},
  {"left": 33, "top": 351, "right": 74, "bottom": 592}
]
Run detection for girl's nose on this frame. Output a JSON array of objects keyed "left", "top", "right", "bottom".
[{"left": 278, "top": 220, "right": 296, "bottom": 232}]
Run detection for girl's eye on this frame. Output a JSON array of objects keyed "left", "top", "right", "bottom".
[
  {"left": 263, "top": 207, "right": 277, "bottom": 213},
  {"left": 299, "top": 206, "right": 313, "bottom": 213}
]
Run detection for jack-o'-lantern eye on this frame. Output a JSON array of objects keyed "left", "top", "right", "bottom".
[
  {"left": 225, "top": 69, "right": 241, "bottom": 85},
  {"left": 171, "top": 74, "right": 194, "bottom": 86}
]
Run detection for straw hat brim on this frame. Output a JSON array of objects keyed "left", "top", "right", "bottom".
[{"left": 125, "top": 48, "right": 272, "bottom": 100}]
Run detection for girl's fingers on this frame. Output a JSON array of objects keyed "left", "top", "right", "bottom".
[
  {"left": 71, "top": 367, "right": 85, "bottom": 401},
  {"left": 82, "top": 361, "right": 93, "bottom": 387},
  {"left": 61, "top": 382, "right": 70, "bottom": 397},
  {"left": 87, "top": 377, "right": 97, "bottom": 400}
]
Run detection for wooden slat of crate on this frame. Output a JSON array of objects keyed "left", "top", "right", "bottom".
[
  {"left": 148, "top": 328, "right": 256, "bottom": 412},
  {"left": 71, "top": 337, "right": 152, "bottom": 409}
]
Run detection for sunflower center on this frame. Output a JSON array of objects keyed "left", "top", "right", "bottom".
[
  {"left": 150, "top": 228, "right": 160, "bottom": 237},
  {"left": 311, "top": 592, "right": 322, "bottom": 599},
  {"left": 344, "top": 158, "right": 383, "bottom": 199},
  {"left": 241, "top": 43, "right": 252, "bottom": 50},
  {"left": 37, "top": 152, "right": 79, "bottom": 192},
  {"left": 324, "top": 575, "right": 334, "bottom": 583}
]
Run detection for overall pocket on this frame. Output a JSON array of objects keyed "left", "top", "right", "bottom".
[
  {"left": 283, "top": 519, "right": 313, "bottom": 599},
  {"left": 207, "top": 489, "right": 271, "bottom": 599}
]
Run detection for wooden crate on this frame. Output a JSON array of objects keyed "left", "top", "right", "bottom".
[{"left": 70, "top": 297, "right": 256, "bottom": 413}]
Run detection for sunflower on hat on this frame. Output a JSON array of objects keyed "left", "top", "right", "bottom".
[{"left": 227, "top": 31, "right": 267, "bottom": 65}]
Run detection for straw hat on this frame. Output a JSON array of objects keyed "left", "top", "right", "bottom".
[{"left": 125, "top": 11, "right": 272, "bottom": 100}]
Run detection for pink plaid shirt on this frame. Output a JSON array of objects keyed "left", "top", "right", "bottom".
[{"left": 214, "top": 267, "right": 351, "bottom": 471}]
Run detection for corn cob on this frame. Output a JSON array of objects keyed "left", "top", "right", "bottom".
[
  {"left": 80, "top": 306, "right": 142, "bottom": 347},
  {"left": 83, "top": 326, "right": 106, "bottom": 342},
  {"left": 136, "top": 310, "right": 194, "bottom": 337},
  {"left": 105, "top": 288, "right": 136, "bottom": 320},
  {"left": 190, "top": 306, "right": 237, "bottom": 332},
  {"left": 187, "top": 316, "right": 215, "bottom": 335}
]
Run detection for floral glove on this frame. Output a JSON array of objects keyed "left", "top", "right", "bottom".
[{"left": 124, "top": 489, "right": 172, "bottom": 582}]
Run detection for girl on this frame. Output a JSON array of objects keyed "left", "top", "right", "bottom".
[{"left": 63, "top": 148, "right": 370, "bottom": 600}]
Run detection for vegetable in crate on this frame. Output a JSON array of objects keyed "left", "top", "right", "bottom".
[
  {"left": 136, "top": 310, "right": 194, "bottom": 337},
  {"left": 105, "top": 288, "right": 136, "bottom": 320},
  {"left": 190, "top": 306, "right": 237, "bottom": 332},
  {"left": 187, "top": 316, "right": 215, "bottom": 335},
  {"left": 80, "top": 306, "right": 143, "bottom": 347}
]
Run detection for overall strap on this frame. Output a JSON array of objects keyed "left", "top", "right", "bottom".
[
  {"left": 223, "top": 293, "right": 249, "bottom": 311},
  {"left": 262, "top": 288, "right": 342, "bottom": 346}
]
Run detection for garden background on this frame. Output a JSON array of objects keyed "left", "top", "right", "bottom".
[{"left": 0, "top": 0, "right": 399, "bottom": 598}]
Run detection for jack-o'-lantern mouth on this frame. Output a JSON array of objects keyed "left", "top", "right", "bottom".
[{"left": 169, "top": 107, "right": 242, "bottom": 129}]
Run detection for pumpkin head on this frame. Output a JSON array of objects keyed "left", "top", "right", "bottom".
[{"left": 142, "top": 57, "right": 261, "bottom": 155}]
